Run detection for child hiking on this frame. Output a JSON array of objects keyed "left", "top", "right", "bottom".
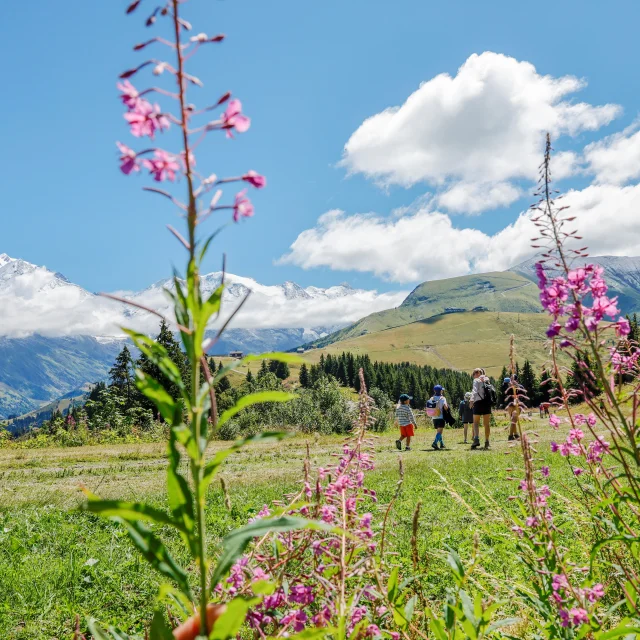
[
  {"left": 458, "top": 391, "right": 474, "bottom": 444},
  {"left": 426, "top": 384, "right": 448, "bottom": 450},
  {"left": 395, "top": 393, "right": 417, "bottom": 452}
]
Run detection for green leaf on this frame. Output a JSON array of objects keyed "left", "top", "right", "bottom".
[
  {"left": 123, "top": 328, "right": 185, "bottom": 391},
  {"left": 486, "top": 618, "right": 521, "bottom": 633},
  {"left": 209, "top": 597, "right": 260, "bottom": 640},
  {"left": 404, "top": 594, "right": 417, "bottom": 625},
  {"left": 459, "top": 589, "right": 477, "bottom": 626},
  {"left": 445, "top": 546, "right": 465, "bottom": 580},
  {"left": 387, "top": 566, "right": 399, "bottom": 602},
  {"left": 167, "top": 429, "right": 197, "bottom": 556},
  {"left": 87, "top": 620, "right": 135, "bottom": 640},
  {"left": 198, "top": 226, "right": 227, "bottom": 264},
  {"left": 202, "top": 432, "right": 288, "bottom": 491},
  {"left": 82, "top": 498, "right": 180, "bottom": 531},
  {"left": 251, "top": 579, "right": 276, "bottom": 595},
  {"left": 217, "top": 392, "right": 296, "bottom": 429},
  {"left": 135, "top": 371, "right": 180, "bottom": 424},
  {"left": 427, "top": 613, "right": 449, "bottom": 640},
  {"left": 150, "top": 610, "right": 175, "bottom": 640},
  {"left": 117, "top": 517, "right": 193, "bottom": 600},
  {"left": 198, "top": 285, "right": 224, "bottom": 339},
  {"left": 209, "top": 516, "right": 333, "bottom": 593},
  {"left": 597, "top": 621, "right": 640, "bottom": 639}
]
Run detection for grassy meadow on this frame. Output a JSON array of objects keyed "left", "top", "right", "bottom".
[{"left": 0, "top": 410, "right": 593, "bottom": 639}]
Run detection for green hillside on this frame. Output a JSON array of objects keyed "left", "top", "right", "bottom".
[
  {"left": 304, "top": 311, "right": 554, "bottom": 377},
  {"left": 307, "top": 272, "right": 541, "bottom": 348}
]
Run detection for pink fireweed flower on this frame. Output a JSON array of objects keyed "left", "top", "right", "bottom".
[
  {"left": 569, "top": 607, "right": 589, "bottom": 626},
  {"left": 565, "top": 315, "right": 580, "bottom": 332},
  {"left": 551, "top": 441, "right": 560, "bottom": 452},
  {"left": 549, "top": 414, "right": 562, "bottom": 429},
  {"left": 124, "top": 100, "right": 170, "bottom": 138},
  {"left": 587, "top": 413, "right": 597, "bottom": 427},
  {"left": 233, "top": 190, "right": 254, "bottom": 222},
  {"left": 552, "top": 573, "right": 569, "bottom": 592},
  {"left": 511, "top": 525, "right": 524, "bottom": 536},
  {"left": 143, "top": 150, "right": 180, "bottom": 182},
  {"left": 540, "top": 466, "right": 550, "bottom": 478},
  {"left": 116, "top": 142, "right": 139, "bottom": 174},
  {"left": 573, "top": 414, "right": 587, "bottom": 426},
  {"left": 616, "top": 317, "right": 631, "bottom": 337},
  {"left": 242, "top": 170, "right": 267, "bottom": 188},
  {"left": 586, "top": 583, "right": 605, "bottom": 602},
  {"left": 117, "top": 80, "right": 142, "bottom": 109},
  {"left": 526, "top": 516, "right": 539, "bottom": 527},
  {"left": 569, "top": 428, "right": 584, "bottom": 442},
  {"left": 573, "top": 467, "right": 584, "bottom": 476},
  {"left": 592, "top": 295, "right": 619, "bottom": 319},
  {"left": 547, "top": 322, "right": 562, "bottom": 338},
  {"left": 221, "top": 99, "right": 251, "bottom": 138},
  {"left": 567, "top": 268, "right": 587, "bottom": 290}
]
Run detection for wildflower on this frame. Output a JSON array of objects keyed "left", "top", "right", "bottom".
[
  {"left": 221, "top": 98, "right": 251, "bottom": 138},
  {"left": 546, "top": 322, "right": 562, "bottom": 338},
  {"left": 569, "top": 607, "right": 589, "bottom": 626},
  {"left": 586, "top": 413, "right": 597, "bottom": 427},
  {"left": 552, "top": 573, "right": 569, "bottom": 592},
  {"left": 551, "top": 441, "right": 560, "bottom": 452},
  {"left": 540, "top": 466, "right": 550, "bottom": 477},
  {"left": 117, "top": 79, "right": 142, "bottom": 109},
  {"left": 573, "top": 467, "right": 584, "bottom": 476},
  {"left": 511, "top": 525, "right": 524, "bottom": 536},
  {"left": 616, "top": 317, "right": 631, "bottom": 337},
  {"left": 124, "top": 100, "right": 170, "bottom": 138},
  {"left": 569, "top": 428, "right": 584, "bottom": 442},
  {"left": 289, "top": 584, "right": 314, "bottom": 606},
  {"left": 242, "top": 170, "right": 267, "bottom": 188},
  {"left": 366, "top": 624, "right": 382, "bottom": 637},
  {"left": 573, "top": 413, "right": 586, "bottom": 425},
  {"left": 565, "top": 316, "right": 580, "bottom": 332},
  {"left": 586, "top": 583, "right": 605, "bottom": 602},
  {"left": 549, "top": 414, "right": 561, "bottom": 429},
  {"left": 233, "top": 189, "right": 254, "bottom": 222},
  {"left": 143, "top": 150, "right": 180, "bottom": 182},
  {"left": 525, "top": 516, "right": 539, "bottom": 527},
  {"left": 116, "top": 142, "right": 139, "bottom": 174}
]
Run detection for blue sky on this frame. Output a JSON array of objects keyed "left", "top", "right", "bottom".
[{"left": 3, "top": 0, "right": 640, "bottom": 295}]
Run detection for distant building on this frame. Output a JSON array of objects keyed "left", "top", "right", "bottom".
[
  {"left": 444, "top": 307, "right": 466, "bottom": 314},
  {"left": 297, "top": 347, "right": 305, "bottom": 354},
  {"left": 472, "top": 306, "right": 489, "bottom": 312},
  {"left": 229, "top": 350, "right": 243, "bottom": 359}
]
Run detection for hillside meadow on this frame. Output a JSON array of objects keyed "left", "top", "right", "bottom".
[{"left": 0, "top": 411, "right": 593, "bottom": 639}]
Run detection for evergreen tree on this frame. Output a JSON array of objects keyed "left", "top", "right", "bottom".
[
  {"left": 258, "top": 360, "right": 269, "bottom": 379},
  {"left": 538, "top": 367, "right": 557, "bottom": 404},
  {"left": 246, "top": 370, "right": 254, "bottom": 384},
  {"left": 497, "top": 365, "right": 509, "bottom": 407},
  {"left": 520, "top": 360, "right": 538, "bottom": 407},
  {"left": 566, "top": 353, "right": 601, "bottom": 403},
  {"left": 274, "top": 361, "right": 290, "bottom": 380},
  {"left": 215, "top": 360, "right": 231, "bottom": 394},
  {"left": 109, "top": 345, "right": 134, "bottom": 407},
  {"left": 299, "top": 363, "right": 310, "bottom": 388}
]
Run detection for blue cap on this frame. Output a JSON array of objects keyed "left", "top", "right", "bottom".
[
  {"left": 399, "top": 393, "right": 412, "bottom": 401},
  {"left": 503, "top": 377, "right": 511, "bottom": 384},
  {"left": 433, "top": 384, "right": 443, "bottom": 393}
]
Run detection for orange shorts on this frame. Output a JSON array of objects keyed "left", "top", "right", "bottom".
[{"left": 400, "top": 424, "right": 415, "bottom": 437}]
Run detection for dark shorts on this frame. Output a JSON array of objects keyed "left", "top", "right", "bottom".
[
  {"left": 433, "top": 418, "right": 445, "bottom": 429},
  {"left": 473, "top": 400, "right": 491, "bottom": 416}
]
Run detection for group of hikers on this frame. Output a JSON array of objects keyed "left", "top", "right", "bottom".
[{"left": 394, "top": 368, "right": 525, "bottom": 451}]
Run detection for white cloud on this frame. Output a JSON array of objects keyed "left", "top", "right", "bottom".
[
  {"left": 0, "top": 260, "right": 407, "bottom": 338},
  {"left": 341, "top": 52, "right": 620, "bottom": 213},
  {"left": 281, "top": 182, "right": 640, "bottom": 283},
  {"left": 584, "top": 124, "right": 640, "bottom": 185}
]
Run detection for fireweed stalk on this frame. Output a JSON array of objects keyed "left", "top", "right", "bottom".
[
  {"left": 82, "top": 2, "right": 313, "bottom": 638},
  {"left": 507, "top": 135, "right": 640, "bottom": 637}
]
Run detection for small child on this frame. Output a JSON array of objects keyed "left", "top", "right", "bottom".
[
  {"left": 395, "top": 394, "right": 417, "bottom": 452},
  {"left": 426, "top": 384, "right": 448, "bottom": 450},
  {"left": 458, "top": 392, "right": 474, "bottom": 444}
]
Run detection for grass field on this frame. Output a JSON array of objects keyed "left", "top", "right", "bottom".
[
  {"left": 304, "top": 311, "right": 556, "bottom": 377},
  {"left": 0, "top": 410, "right": 591, "bottom": 639}
]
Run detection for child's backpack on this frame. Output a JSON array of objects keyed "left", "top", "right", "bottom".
[
  {"left": 483, "top": 380, "right": 498, "bottom": 406},
  {"left": 425, "top": 396, "right": 441, "bottom": 418}
]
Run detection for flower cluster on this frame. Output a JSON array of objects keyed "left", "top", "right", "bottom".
[
  {"left": 212, "top": 373, "right": 403, "bottom": 638},
  {"left": 114, "top": 34, "right": 264, "bottom": 222},
  {"left": 536, "top": 263, "right": 629, "bottom": 339}
]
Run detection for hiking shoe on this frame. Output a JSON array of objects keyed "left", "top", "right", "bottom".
[
  {"left": 463, "top": 440, "right": 468, "bottom": 444},
  {"left": 395, "top": 439, "right": 402, "bottom": 451},
  {"left": 514, "top": 433, "right": 521, "bottom": 439},
  {"left": 432, "top": 442, "right": 439, "bottom": 450},
  {"left": 508, "top": 434, "right": 515, "bottom": 441},
  {"left": 405, "top": 447, "right": 412, "bottom": 451},
  {"left": 439, "top": 442, "right": 445, "bottom": 450},
  {"left": 484, "top": 441, "right": 491, "bottom": 450},
  {"left": 471, "top": 439, "right": 480, "bottom": 450}
]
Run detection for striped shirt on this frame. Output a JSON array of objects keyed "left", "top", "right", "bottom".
[{"left": 395, "top": 404, "right": 417, "bottom": 426}]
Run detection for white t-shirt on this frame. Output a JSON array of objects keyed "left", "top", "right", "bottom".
[{"left": 426, "top": 395, "right": 447, "bottom": 418}]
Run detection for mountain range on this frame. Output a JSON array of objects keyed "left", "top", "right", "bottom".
[
  {"left": 0, "top": 253, "right": 401, "bottom": 418},
  {"left": 2, "top": 252, "right": 640, "bottom": 420}
]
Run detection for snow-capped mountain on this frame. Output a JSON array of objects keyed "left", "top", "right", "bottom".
[{"left": 0, "top": 253, "right": 406, "bottom": 418}]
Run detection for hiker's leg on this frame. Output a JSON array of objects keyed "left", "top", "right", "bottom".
[
  {"left": 463, "top": 423, "right": 468, "bottom": 440},
  {"left": 473, "top": 415, "right": 480, "bottom": 439},
  {"left": 483, "top": 414, "right": 491, "bottom": 441},
  {"left": 405, "top": 436, "right": 411, "bottom": 447}
]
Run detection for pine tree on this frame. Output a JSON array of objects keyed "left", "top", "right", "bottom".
[
  {"left": 246, "top": 370, "right": 254, "bottom": 384},
  {"left": 258, "top": 360, "right": 269, "bottom": 379},
  {"left": 275, "top": 361, "right": 290, "bottom": 380},
  {"left": 520, "top": 360, "right": 538, "bottom": 407},
  {"left": 215, "top": 360, "right": 231, "bottom": 394},
  {"left": 299, "top": 363, "right": 310, "bottom": 388},
  {"left": 109, "top": 345, "right": 134, "bottom": 407},
  {"left": 538, "top": 367, "right": 556, "bottom": 404},
  {"left": 567, "top": 353, "right": 601, "bottom": 403}
]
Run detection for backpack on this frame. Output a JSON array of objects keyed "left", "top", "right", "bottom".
[
  {"left": 483, "top": 380, "right": 498, "bottom": 406},
  {"left": 426, "top": 396, "right": 442, "bottom": 418}
]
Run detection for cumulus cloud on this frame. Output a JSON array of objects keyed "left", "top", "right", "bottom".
[
  {"left": 584, "top": 124, "right": 640, "bottom": 185},
  {"left": 341, "top": 52, "right": 620, "bottom": 213},
  {"left": 0, "top": 259, "right": 407, "bottom": 338},
  {"left": 281, "top": 183, "right": 640, "bottom": 283}
]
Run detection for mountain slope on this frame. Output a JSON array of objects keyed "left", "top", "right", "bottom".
[
  {"left": 304, "top": 272, "right": 540, "bottom": 348},
  {"left": 304, "top": 311, "right": 555, "bottom": 377}
]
